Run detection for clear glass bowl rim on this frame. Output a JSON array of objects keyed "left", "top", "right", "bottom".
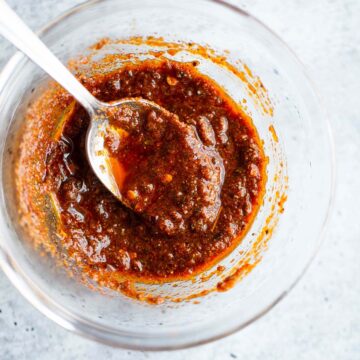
[{"left": 0, "top": 0, "right": 336, "bottom": 351}]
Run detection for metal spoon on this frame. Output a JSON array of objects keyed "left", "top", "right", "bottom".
[{"left": 0, "top": 0, "right": 167, "bottom": 204}]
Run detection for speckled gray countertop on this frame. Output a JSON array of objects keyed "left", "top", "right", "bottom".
[{"left": 0, "top": 0, "right": 359, "bottom": 359}]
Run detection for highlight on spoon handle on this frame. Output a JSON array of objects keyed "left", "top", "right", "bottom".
[{"left": 0, "top": 0, "right": 100, "bottom": 114}]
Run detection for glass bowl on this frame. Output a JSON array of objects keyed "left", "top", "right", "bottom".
[{"left": 0, "top": 0, "right": 334, "bottom": 350}]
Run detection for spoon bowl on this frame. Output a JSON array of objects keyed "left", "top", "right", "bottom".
[{"left": 86, "top": 97, "right": 176, "bottom": 205}]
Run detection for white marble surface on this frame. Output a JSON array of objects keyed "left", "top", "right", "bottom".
[{"left": 0, "top": 0, "right": 359, "bottom": 359}]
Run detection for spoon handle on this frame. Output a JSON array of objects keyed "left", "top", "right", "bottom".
[{"left": 0, "top": 0, "right": 100, "bottom": 114}]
